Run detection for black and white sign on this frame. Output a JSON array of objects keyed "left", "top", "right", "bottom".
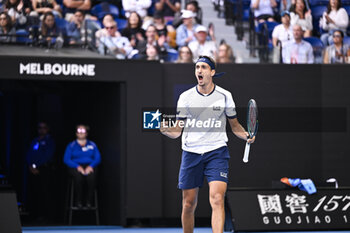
[{"left": 227, "top": 188, "right": 350, "bottom": 231}]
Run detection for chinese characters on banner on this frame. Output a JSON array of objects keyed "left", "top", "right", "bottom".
[{"left": 257, "top": 193, "right": 350, "bottom": 225}]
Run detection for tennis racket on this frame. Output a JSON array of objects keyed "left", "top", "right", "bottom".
[{"left": 243, "top": 99, "right": 258, "bottom": 163}]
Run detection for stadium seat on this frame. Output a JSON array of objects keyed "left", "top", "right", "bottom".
[
  {"left": 256, "top": 21, "right": 278, "bottom": 37},
  {"left": 16, "top": 29, "right": 31, "bottom": 44},
  {"left": 147, "top": 0, "right": 157, "bottom": 17},
  {"left": 255, "top": 21, "right": 278, "bottom": 62},
  {"left": 165, "top": 50, "right": 178, "bottom": 62},
  {"left": 309, "top": 0, "right": 328, "bottom": 6},
  {"left": 303, "top": 36, "right": 324, "bottom": 63},
  {"left": 91, "top": 2, "right": 119, "bottom": 21},
  {"left": 55, "top": 18, "right": 68, "bottom": 31},
  {"left": 343, "top": 36, "right": 350, "bottom": 46},
  {"left": 115, "top": 18, "right": 127, "bottom": 31},
  {"left": 343, "top": 5, "right": 350, "bottom": 16}
]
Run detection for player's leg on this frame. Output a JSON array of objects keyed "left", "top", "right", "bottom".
[
  {"left": 204, "top": 146, "right": 230, "bottom": 233},
  {"left": 182, "top": 188, "right": 199, "bottom": 233},
  {"left": 209, "top": 181, "right": 227, "bottom": 233},
  {"left": 178, "top": 150, "right": 204, "bottom": 233}
]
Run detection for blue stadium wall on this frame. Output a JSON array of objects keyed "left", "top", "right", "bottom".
[{"left": 0, "top": 56, "right": 349, "bottom": 225}]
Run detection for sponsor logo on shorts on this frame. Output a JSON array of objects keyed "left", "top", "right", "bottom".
[{"left": 220, "top": 172, "right": 228, "bottom": 178}]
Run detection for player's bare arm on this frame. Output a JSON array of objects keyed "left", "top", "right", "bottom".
[
  {"left": 160, "top": 120, "right": 184, "bottom": 139},
  {"left": 228, "top": 118, "right": 255, "bottom": 144}
]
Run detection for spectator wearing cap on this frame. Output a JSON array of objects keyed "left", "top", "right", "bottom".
[
  {"left": 282, "top": 24, "right": 314, "bottom": 63},
  {"left": 122, "top": 0, "right": 152, "bottom": 19},
  {"left": 272, "top": 11, "right": 293, "bottom": 47},
  {"left": 173, "top": 0, "right": 202, "bottom": 28},
  {"left": 155, "top": 0, "right": 181, "bottom": 23},
  {"left": 188, "top": 25, "right": 217, "bottom": 61},
  {"left": 176, "top": 9, "right": 198, "bottom": 47}
]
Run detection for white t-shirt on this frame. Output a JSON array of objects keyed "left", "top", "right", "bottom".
[
  {"left": 188, "top": 40, "right": 218, "bottom": 62},
  {"left": 176, "top": 85, "right": 237, "bottom": 154},
  {"left": 272, "top": 24, "right": 293, "bottom": 47},
  {"left": 319, "top": 8, "right": 349, "bottom": 31},
  {"left": 251, "top": 0, "right": 274, "bottom": 18}
]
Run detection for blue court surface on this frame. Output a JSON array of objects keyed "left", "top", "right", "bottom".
[
  {"left": 22, "top": 226, "right": 212, "bottom": 233},
  {"left": 21, "top": 226, "right": 350, "bottom": 233}
]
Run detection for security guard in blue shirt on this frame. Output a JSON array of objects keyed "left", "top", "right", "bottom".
[{"left": 26, "top": 122, "right": 56, "bottom": 222}]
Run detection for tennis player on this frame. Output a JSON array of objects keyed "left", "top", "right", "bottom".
[{"left": 160, "top": 55, "right": 255, "bottom": 233}]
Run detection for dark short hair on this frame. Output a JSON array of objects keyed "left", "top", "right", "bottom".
[
  {"left": 186, "top": 1, "right": 199, "bottom": 11},
  {"left": 75, "top": 10, "right": 85, "bottom": 16},
  {"left": 333, "top": 30, "right": 344, "bottom": 38}
]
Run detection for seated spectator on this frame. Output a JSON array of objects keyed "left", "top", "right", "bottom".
[
  {"left": 121, "top": 11, "right": 146, "bottom": 48},
  {"left": 188, "top": 25, "right": 217, "bottom": 61},
  {"left": 122, "top": 0, "right": 152, "bottom": 19},
  {"left": 95, "top": 13, "right": 121, "bottom": 46},
  {"left": 1, "top": 0, "right": 31, "bottom": 27},
  {"left": 272, "top": 11, "right": 293, "bottom": 63},
  {"left": 153, "top": 10, "right": 176, "bottom": 48},
  {"left": 67, "top": 10, "right": 85, "bottom": 45},
  {"left": 39, "top": 11, "right": 65, "bottom": 47},
  {"left": 136, "top": 24, "right": 168, "bottom": 60},
  {"left": 282, "top": 24, "right": 314, "bottom": 63},
  {"left": 176, "top": 10, "right": 198, "bottom": 47},
  {"left": 63, "top": 125, "right": 101, "bottom": 208},
  {"left": 30, "top": 0, "right": 62, "bottom": 19},
  {"left": 272, "top": 11, "right": 293, "bottom": 47},
  {"left": 145, "top": 44, "right": 160, "bottom": 60},
  {"left": 323, "top": 30, "right": 350, "bottom": 63},
  {"left": 173, "top": 0, "right": 202, "bottom": 28},
  {"left": 216, "top": 42, "right": 235, "bottom": 63},
  {"left": 176, "top": 45, "right": 193, "bottom": 63},
  {"left": 98, "top": 20, "right": 133, "bottom": 59},
  {"left": 155, "top": 0, "right": 181, "bottom": 22},
  {"left": 0, "top": 12, "right": 16, "bottom": 43},
  {"left": 290, "top": 0, "right": 312, "bottom": 37},
  {"left": 250, "top": 0, "right": 277, "bottom": 23},
  {"left": 63, "top": 0, "right": 91, "bottom": 22},
  {"left": 319, "top": 0, "right": 348, "bottom": 46}
]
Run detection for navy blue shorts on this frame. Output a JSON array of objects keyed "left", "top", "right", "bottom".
[{"left": 178, "top": 146, "right": 230, "bottom": 190}]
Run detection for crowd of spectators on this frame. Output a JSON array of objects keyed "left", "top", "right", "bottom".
[
  {"left": 0, "top": 0, "right": 235, "bottom": 64},
  {"left": 249, "top": 0, "right": 350, "bottom": 63},
  {"left": 2, "top": 0, "right": 348, "bottom": 64}
]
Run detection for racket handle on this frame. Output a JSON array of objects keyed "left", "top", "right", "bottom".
[{"left": 243, "top": 142, "right": 250, "bottom": 163}]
